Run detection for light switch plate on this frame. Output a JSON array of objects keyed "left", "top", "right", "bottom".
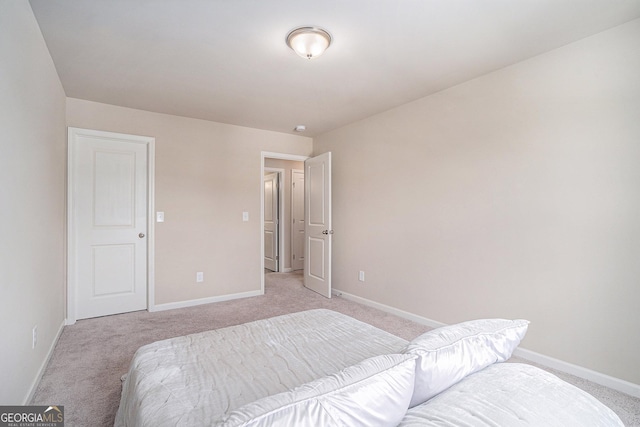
[
  {"left": 157, "top": 211, "right": 165, "bottom": 222},
  {"left": 242, "top": 212, "right": 249, "bottom": 222}
]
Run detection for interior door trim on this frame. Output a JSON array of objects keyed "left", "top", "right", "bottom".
[{"left": 66, "top": 127, "right": 155, "bottom": 324}]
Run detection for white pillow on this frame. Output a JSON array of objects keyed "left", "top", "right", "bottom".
[
  {"left": 403, "top": 318, "right": 529, "bottom": 408},
  {"left": 217, "top": 353, "right": 417, "bottom": 427}
]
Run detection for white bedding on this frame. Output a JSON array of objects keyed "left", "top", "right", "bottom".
[
  {"left": 399, "top": 363, "right": 624, "bottom": 426},
  {"left": 114, "top": 309, "right": 408, "bottom": 426},
  {"left": 115, "top": 309, "right": 624, "bottom": 427}
]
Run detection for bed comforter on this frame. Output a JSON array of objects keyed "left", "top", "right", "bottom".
[{"left": 114, "top": 309, "right": 623, "bottom": 426}]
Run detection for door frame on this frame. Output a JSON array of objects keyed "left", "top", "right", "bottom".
[
  {"left": 263, "top": 168, "right": 284, "bottom": 272},
  {"left": 67, "top": 127, "right": 156, "bottom": 325},
  {"left": 260, "top": 152, "right": 309, "bottom": 294}
]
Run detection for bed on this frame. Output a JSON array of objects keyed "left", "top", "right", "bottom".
[{"left": 115, "top": 309, "right": 623, "bottom": 426}]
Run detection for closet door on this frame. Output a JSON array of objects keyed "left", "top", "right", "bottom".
[{"left": 69, "top": 128, "right": 151, "bottom": 321}]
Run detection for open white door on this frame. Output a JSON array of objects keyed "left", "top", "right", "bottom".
[
  {"left": 304, "top": 152, "right": 332, "bottom": 298},
  {"left": 264, "top": 172, "right": 279, "bottom": 271},
  {"left": 291, "top": 169, "right": 305, "bottom": 271}
]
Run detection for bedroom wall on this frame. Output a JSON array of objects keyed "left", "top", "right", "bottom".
[
  {"left": 314, "top": 18, "right": 640, "bottom": 385},
  {"left": 0, "top": 2, "right": 67, "bottom": 404},
  {"left": 264, "top": 158, "right": 305, "bottom": 271},
  {"left": 66, "top": 99, "right": 312, "bottom": 306}
]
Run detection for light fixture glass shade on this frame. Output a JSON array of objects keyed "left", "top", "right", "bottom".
[{"left": 286, "top": 27, "right": 331, "bottom": 59}]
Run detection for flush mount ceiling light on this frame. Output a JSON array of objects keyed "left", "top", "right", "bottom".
[{"left": 286, "top": 27, "right": 332, "bottom": 59}]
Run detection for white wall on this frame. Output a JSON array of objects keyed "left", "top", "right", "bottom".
[
  {"left": 0, "top": 2, "right": 67, "bottom": 404},
  {"left": 66, "top": 99, "right": 312, "bottom": 306},
  {"left": 314, "top": 19, "right": 640, "bottom": 385}
]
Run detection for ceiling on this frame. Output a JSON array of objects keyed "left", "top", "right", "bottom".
[{"left": 29, "top": 0, "right": 640, "bottom": 137}]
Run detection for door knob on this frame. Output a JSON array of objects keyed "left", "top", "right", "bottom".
[
  {"left": 138, "top": 233, "right": 145, "bottom": 238},
  {"left": 322, "top": 230, "right": 334, "bottom": 235}
]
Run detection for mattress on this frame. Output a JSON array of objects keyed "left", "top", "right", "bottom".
[
  {"left": 114, "top": 309, "right": 408, "bottom": 426},
  {"left": 398, "top": 363, "right": 624, "bottom": 427},
  {"left": 115, "top": 309, "right": 624, "bottom": 427}
]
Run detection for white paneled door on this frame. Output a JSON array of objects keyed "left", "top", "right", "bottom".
[
  {"left": 264, "top": 172, "right": 279, "bottom": 272},
  {"left": 69, "top": 128, "right": 151, "bottom": 321},
  {"left": 291, "top": 169, "right": 305, "bottom": 271},
  {"left": 304, "top": 152, "right": 332, "bottom": 298}
]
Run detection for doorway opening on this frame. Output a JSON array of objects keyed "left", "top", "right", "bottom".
[
  {"left": 263, "top": 168, "right": 283, "bottom": 272},
  {"left": 260, "top": 152, "right": 308, "bottom": 293}
]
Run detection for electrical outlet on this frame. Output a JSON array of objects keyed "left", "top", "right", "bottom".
[
  {"left": 196, "top": 272, "right": 204, "bottom": 283},
  {"left": 358, "top": 271, "right": 365, "bottom": 282},
  {"left": 32, "top": 325, "right": 37, "bottom": 349}
]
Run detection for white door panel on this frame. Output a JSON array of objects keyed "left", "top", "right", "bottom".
[
  {"left": 291, "top": 169, "right": 305, "bottom": 271},
  {"left": 264, "top": 172, "right": 278, "bottom": 271},
  {"left": 304, "top": 152, "right": 332, "bottom": 298},
  {"left": 92, "top": 244, "right": 135, "bottom": 296},
  {"left": 93, "top": 150, "right": 136, "bottom": 226},
  {"left": 70, "top": 128, "right": 150, "bottom": 320}
]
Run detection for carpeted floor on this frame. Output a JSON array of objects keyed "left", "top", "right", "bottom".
[{"left": 32, "top": 271, "right": 640, "bottom": 426}]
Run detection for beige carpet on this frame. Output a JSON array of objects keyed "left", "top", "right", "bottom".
[{"left": 32, "top": 272, "right": 639, "bottom": 426}]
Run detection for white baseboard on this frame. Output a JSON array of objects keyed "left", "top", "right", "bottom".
[
  {"left": 151, "top": 290, "right": 263, "bottom": 312},
  {"left": 335, "top": 289, "right": 446, "bottom": 329},
  {"left": 24, "top": 319, "right": 65, "bottom": 404},
  {"left": 512, "top": 347, "right": 640, "bottom": 399},
  {"left": 334, "top": 288, "right": 640, "bottom": 399}
]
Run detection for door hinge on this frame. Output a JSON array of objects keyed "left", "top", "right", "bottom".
[
  {"left": 293, "top": 254, "right": 296, "bottom": 260},
  {"left": 276, "top": 255, "right": 279, "bottom": 261}
]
